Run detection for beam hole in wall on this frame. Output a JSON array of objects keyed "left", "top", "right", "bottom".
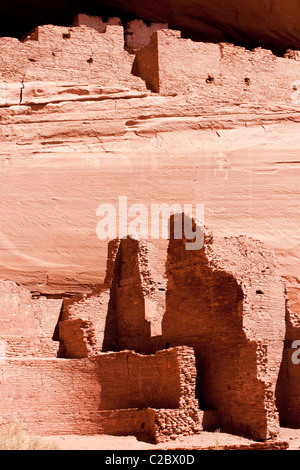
[{"left": 206, "top": 75, "right": 214, "bottom": 84}]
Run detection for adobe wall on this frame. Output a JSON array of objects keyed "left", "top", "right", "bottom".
[
  {"left": 0, "top": 22, "right": 146, "bottom": 91},
  {"left": 58, "top": 239, "right": 121, "bottom": 356},
  {"left": 60, "top": 221, "right": 291, "bottom": 441},
  {"left": 0, "top": 281, "right": 61, "bottom": 357},
  {"left": 276, "top": 300, "right": 300, "bottom": 427},
  {"left": 125, "top": 19, "right": 168, "bottom": 53},
  {"left": 59, "top": 237, "right": 167, "bottom": 358},
  {"left": 113, "top": 238, "right": 166, "bottom": 353},
  {"left": 135, "top": 29, "right": 300, "bottom": 104},
  {"left": 106, "top": 218, "right": 286, "bottom": 440},
  {"left": 160, "top": 220, "right": 286, "bottom": 440},
  {"left": 0, "top": 347, "right": 205, "bottom": 441}
]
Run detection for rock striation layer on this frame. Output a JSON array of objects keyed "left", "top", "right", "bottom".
[{"left": 0, "top": 15, "right": 299, "bottom": 444}]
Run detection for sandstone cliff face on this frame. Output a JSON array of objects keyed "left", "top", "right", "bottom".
[
  {"left": 0, "top": 13, "right": 299, "bottom": 444},
  {"left": 0, "top": 20, "right": 299, "bottom": 318}
]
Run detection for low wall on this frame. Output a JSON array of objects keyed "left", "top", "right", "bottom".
[{"left": 0, "top": 347, "right": 201, "bottom": 439}]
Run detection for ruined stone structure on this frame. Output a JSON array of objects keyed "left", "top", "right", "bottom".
[
  {"left": 0, "top": 281, "right": 61, "bottom": 357},
  {"left": 1, "top": 18, "right": 300, "bottom": 105},
  {"left": 0, "top": 216, "right": 299, "bottom": 442},
  {"left": 0, "top": 14, "right": 300, "bottom": 447},
  {"left": 57, "top": 219, "right": 289, "bottom": 441},
  {"left": 135, "top": 29, "right": 300, "bottom": 102},
  {"left": 0, "top": 345, "right": 217, "bottom": 441}
]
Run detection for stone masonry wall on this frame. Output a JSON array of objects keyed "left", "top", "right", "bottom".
[
  {"left": 276, "top": 297, "right": 300, "bottom": 427},
  {"left": 0, "top": 347, "right": 206, "bottom": 441},
  {"left": 86, "top": 222, "right": 287, "bottom": 441},
  {"left": 58, "top": 239, "right": 121, "bottom": 356},
  {"left": 125, "top": 19, "right": 168, "bottom": 53},
  {"left": 114, "top": 238, "right": 166, "bottom": 354},
  {"left": 0, "top": 22, "right": 146, "bottom": 91},
  {"left": 0, "top": 281, "right": 61, "bottom": 357},
  {"left": 160, "top": 219, "right": 286, "bottom": 440},
  {"left": 135, "top": 29, "right": 300, "bottom": 104},
  {"left": 59, "top": 237, "right": 168, "bottom": 358}
]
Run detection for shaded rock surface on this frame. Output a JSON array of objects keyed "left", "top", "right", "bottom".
[{"left": 0, "top": 0, "right": 300, "bottom": 53}]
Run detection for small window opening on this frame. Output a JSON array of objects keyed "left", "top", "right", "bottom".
[{"left": 206, "top": 75, "right": 215, "bottom": 84}]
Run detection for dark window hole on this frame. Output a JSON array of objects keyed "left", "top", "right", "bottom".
[{"left": 206, "top": 75, "right": 214, "bottom": 84}]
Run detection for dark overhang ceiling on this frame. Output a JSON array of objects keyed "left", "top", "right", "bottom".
[{"left": 0, "top": 0, "right": 299, "bottom": 54}]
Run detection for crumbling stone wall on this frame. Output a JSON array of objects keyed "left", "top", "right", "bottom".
[
  {"left": 135, "top": 29, "right": 300, "bottom": 104},
  {"left": 58, "top": 239, "right": 120, "bottom": 356},
  {"left": 113, "top": 238, "right": 166, "bottom": 353},
  {"left": 59, "top": 237, "right": 166, "bottom": 357},
  {"left": 0, "top": 346, "right": 208, "bottom": 442},
  {"left": 57, "top": 220, "right": 295, "bottom": 440},
  {"left": 0, "top": 281, "right": 61, "bottom": 357},
  {"left": 276, "top": 296, "right": 300, "bottom": 427},
  {"left": 0, "top": 21, "right": 146, "bottom": 91},
  {"left": 125, "top": 19, "right": 168, "bottom": 53},
  {"left": 160, "top": 219, "right": 286, "bottom": 440},
  {"left": 72, "top": 14, "right": 122, "bottom": 32}
]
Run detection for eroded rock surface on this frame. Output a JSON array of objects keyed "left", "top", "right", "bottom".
[{"left": 0, "top": 14, "right": 299, "bottom": 445}]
